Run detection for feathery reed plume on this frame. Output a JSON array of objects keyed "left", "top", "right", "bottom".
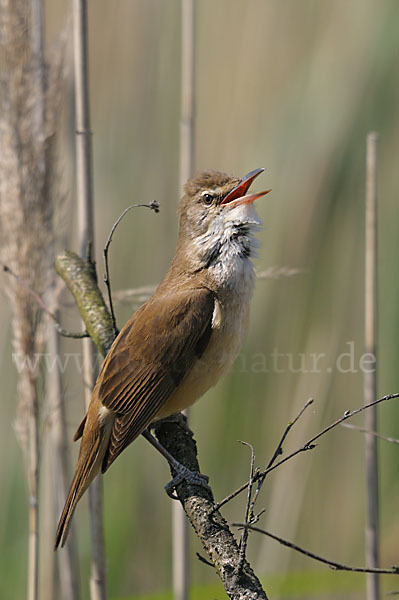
[{"left": 0, "top": 1, "right": 67, "bottom": 598}]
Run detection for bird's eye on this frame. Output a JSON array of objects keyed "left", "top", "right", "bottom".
[{"left": 201, "top": 193, "right": 213, "bottom": 205}]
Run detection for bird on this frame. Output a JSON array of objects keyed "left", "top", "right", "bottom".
[{"left": 55, "top": 167, "right": 270, "bottom": 549}]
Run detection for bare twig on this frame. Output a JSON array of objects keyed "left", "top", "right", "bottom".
[
  {"left": 213, "top": 399, "right": 314, "bottom": 513},
  {"left": 196, "top": 552, "right": 215, "bottom": 568},
  {"left": 266, "top": 398, "right": 314, "bottom": 471},
  {"left": 341, "top": 423, "right": 399, "bottom": 445},
  {"left": 234, "top": 403, "right": 314, "bottom": 548},
  {"left": 256, "top": 266, "right": 306, "bottom": 280},
  {"left": 103, "top": 201, "right": 159, "bottom": 337},
  {"left": 214, "top": 400, "right": 314, "bottom": 548},
  {"left": 234, "top": 442, "right": 256, "bottom": 582},
  {"left": 243, "top": 399, "right": 315, "bottom": 521},
  {"left": 112, "top": 266, "right": 305, "bottom": 308},
  {"left": 215, "top": 394, "right": 399, "bottom": 512},
  {"left": 112, "top": 285, "right": 157, "bottom": 305},
  {"left": 2, "top": 263, "right": 89, "bottom": 338},
  {"left": 233, "top": 525, "right": 399, "bottom": 576}
]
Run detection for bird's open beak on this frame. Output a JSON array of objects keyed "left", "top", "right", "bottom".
[{"left": 221, "top": 167, "right": 271, "bottom": 207}]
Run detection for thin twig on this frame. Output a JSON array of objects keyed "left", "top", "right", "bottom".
[
  {"left": 2, "top": 264, "right": 89, "bottom": 338},
  {"left": 341, "top": 423, "right": 399, "bottom": 445},
  {"left": 103, "top": 201, "right": 159, "bottom": 337},
  {"left": 112, "top": 285, "right": 157, "bottom": 305},
  {"left": 213, "top": 398, "right": 314, "bottom": 514},
  {"left": 266, "top": 398, "right": 314, "bottom": 471},
  {"left": 245, "top": 399, "right": 315, "bottom": 518},
  {"left": 54, "top": 325, "right": 88, "bottom": 339},
  {"left": 232, "top": 525, "right": 399, "bottom": 576},
  {"left": 214, "top": 394, "right": 399, "bottom": 512},
  {"left": 110, "top": 265, "right": 305, "bottom": 307},
  {"left": 256, "top": 266, "right": 306, "bottom": 280},
  {"left": 234, "top": 442, "right": 256, "bottom": 581},
  {"left": 196, "top": 553, "right": 215, "bottom": 569}
]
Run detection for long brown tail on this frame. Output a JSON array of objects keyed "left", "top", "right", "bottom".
[{"left": 54, "top": 432, "right": 104, "bottom": 549}]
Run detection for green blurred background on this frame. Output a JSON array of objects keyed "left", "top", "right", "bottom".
[{"left": 1, "top": 0, "right": 398, "bottom": 598}]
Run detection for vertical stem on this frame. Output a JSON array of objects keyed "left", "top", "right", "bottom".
[
  {"left": 48, "top": 320, "right": 80, "bottom": 600},
  {"left": 173, "top": 2, "right": 195, "bottom": 600},
  {"left": 72, "top": 1, "right": 107, "bottom": 598},
  {"left": 27, "top": 377, "right": 40, "bottom": 600},
  {"left": 73, "top": 0, "right": 94, "bottom": 257},
  {"left": 179, "top": 0, "right": 195, "bottom": 191},
  {"left": 364, "top": 132, "right": 379, "bottom": 600}
]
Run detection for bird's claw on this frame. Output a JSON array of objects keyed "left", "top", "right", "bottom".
[{"left": 164, "top": 463, "right": 210, "bottom": 499}]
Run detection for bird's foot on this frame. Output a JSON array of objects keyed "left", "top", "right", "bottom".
[
  {"left": 165, "top": 464, "right": 211, "bottom": 499},
  {"left": 142, "top": 428, "right": 210, "bottom": 498}
]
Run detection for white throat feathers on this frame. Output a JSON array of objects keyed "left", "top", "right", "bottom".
[{"left": 194, "top": 202, "right": 262, "bottom": 293}]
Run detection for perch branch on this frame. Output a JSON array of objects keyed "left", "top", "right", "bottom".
[{"left": 152, "top": 419, "right": 268, "bottom": 599}]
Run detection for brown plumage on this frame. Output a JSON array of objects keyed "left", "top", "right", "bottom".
[{"left": 55, "top": 168, "right": 269, "bottom": 549}]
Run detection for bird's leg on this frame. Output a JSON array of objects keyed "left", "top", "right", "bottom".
[{"left": 142, "top": 427, "right": 210, "bottom": 499}]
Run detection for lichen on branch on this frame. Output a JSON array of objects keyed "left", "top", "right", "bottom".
[{"left": 55, "top": 250, "right": 114, "bottom": 356}]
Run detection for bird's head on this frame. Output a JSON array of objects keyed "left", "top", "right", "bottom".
[{"left": 177, "top": 168, "right": 270, "bottom": 275}]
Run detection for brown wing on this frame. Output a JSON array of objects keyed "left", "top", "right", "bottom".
[{"left": 98, "top": 287, "right": 215, "bottom": 472}]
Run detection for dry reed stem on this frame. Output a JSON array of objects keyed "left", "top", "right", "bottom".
[
  {"left": 173, "top": 1, "right": 196, "bottom": 598},
  {"left": 72, "top": 0, "right": 107, "bottom": 597},
  {"left": 364, "top": 131, "right": 380, "bottom": 600}
]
